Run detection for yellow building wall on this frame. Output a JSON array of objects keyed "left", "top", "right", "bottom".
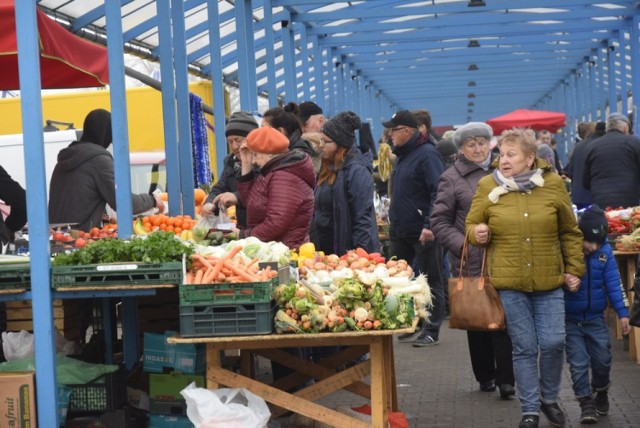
[{"left": 0, "top": 81, "right": 227, "bottom": 177}]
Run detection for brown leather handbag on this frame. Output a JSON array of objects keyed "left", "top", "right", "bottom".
[{"left": 448, "top": 236, "right": 506, "bottom": 331}]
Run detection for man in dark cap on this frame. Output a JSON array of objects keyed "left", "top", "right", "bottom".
[
  {"left": 202, "top": 111, "right": 259, "bottom": 227},
  {"left": 382, "top": 110, "right": 445, "bottom": 347},
  {"left": 584, "top": 112, "right": 640, "bottom": 208}
]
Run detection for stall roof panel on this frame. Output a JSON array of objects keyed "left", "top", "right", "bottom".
[{"left": 33, "top": 0, "right": 639, "bottom": 125}]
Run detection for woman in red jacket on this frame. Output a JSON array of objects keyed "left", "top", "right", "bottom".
[{"left": 233, "top": 126, "right": 315, "bottom": 250}]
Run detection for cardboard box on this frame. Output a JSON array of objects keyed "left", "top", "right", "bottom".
[
  {"left": 143, "top": 331, "right": 204, "bottom": 374},
  {"left": 149, "top": 372, "right": 205, "bottom": 401},
  {"left": 0, "top": 372, "right": 37, "bottom": 428}
]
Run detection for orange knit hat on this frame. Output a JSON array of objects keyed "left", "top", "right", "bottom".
[{"left": 246, "top": 127, "right": 290, "bottom": 154}]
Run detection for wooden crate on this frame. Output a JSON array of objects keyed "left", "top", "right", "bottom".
[{"left": 5, "top": 299, "right": 82, "bottom": 340}]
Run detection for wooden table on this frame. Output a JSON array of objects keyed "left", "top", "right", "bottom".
[
  {"left": 613, "top": 250, "right": 640, "bottom": 363},
  {"left": 168, "top": 322, "right": 416, "bottom": 428}
]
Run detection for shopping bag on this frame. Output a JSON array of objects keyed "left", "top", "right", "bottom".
[
  {"left": 629, "top": 272, "right": 640, "bottom": 328},
  {"left": 448, "top": 236, "right": 505, "bottom": 331}
]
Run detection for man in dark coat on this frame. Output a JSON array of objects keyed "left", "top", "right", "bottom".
[
  {"left": 48, "top": 109, "right": 163, "bottom": 231},
  {"left": 383, "top": 110, "right": 445, "bottom": 347},
  {"left": 583, "top": 113, "right": 640, "bottom": 208},
  {"left": 0, "top": 165, "right": 27, "bottom": 245},
  {"left": 202, "top": 111, "right": 258, "bottom": 227},
  {"left": 565, "top": 122, "right": 605, "bottom": 209}
]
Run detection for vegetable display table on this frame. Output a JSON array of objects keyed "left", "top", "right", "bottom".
[
  {"left": 168, "top": 320, "right": 417, "bottom": 428},
  {"left": 613, "top": 250, "right": 640, "bottom": 364}
]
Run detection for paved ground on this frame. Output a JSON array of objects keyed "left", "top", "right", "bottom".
[{"left": 271, "top": 311, "right": 640, "bottom": 427}]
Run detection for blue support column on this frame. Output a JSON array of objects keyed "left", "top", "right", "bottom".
[
  {"left": 157, "top": 0, "right": 181, "bottom": 216},
  {"left": 619, "top": 32, "right": 629, "bottom": 117},
  {"left": 631, "top": 16, "right": 640, "bottom": 135},
  {"left": 581, "top": 62, "right": 591, "bottom": 121},
  {"left": 335, "top": 57, "right": 345, "bottom": 112},
  {"left": 281, "top": 16, "right": 297, "bottom": 102},
  {"left": 312, "top": 37, "right": 324, "bottom": 107},
  {"left": 172, "top": 0, "right": 196, "bottom": 216},
  {"left": 299, "top": 24, "right": 310, "bottom": 102},
  {"left": 263, "top": 1, "right": 278, "bottom": 106},
  {"left": 235, "top": 0, "right": 258, "bottom": 111},
  {"left": 607, "top": 42, "right": 618, "bottom": 114},
  {"left": 589, "top": 53, "right": 599, "bottom": 120},
  {"left": 15, "top": 2, "right": 57, "bottom": 425},
  {"left": 575, "top": 68, "right": 584, "bottom": 123},
  {"left": 106, "top": 1, "right": 134, "bottom": 237},
  {"left": 326, "top": 50, "right": 336, "bottom": 117},
  {"left": 597, "top": 47, "right": 608, "bottom": 117},
  {"left": 207, "top": 0, "right": 228, "bottom": 180}
]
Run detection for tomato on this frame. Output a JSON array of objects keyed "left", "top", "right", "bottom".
[{"left": 75, "top": 238, "right": 87, "bottom": 248}]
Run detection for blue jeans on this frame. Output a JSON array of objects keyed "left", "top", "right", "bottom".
[
  {"left": 565, "top": 317, "right": 612, "bottom": 398},
  {"left": 499, "top": 288, "right": 565, "bottom": 414}
]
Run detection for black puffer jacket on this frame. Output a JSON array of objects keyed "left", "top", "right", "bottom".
[
  {"left": 0, "top": 165, "right": 27, "bottom": 243},
  {"left": 583, "top": 130, "right": 640, "bottom": 208}
]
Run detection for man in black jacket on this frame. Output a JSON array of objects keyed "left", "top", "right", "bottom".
[
  {"left": 0, "top": 165, "right": 26, "bottom": 246},
  {"left": 584, "top": 113, "right": 640, "bottom": 208}
]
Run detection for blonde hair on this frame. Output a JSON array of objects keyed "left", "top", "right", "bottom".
[{"left": 498, "top": 128, "right": 537, "bottom": 155}]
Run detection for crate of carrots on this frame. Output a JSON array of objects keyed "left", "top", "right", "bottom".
[{"left": 180, "top": 246, "right": 279, "bottom": 306}]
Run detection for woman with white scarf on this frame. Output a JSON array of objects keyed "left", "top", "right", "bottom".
[{"left": 465, "top": 128, "right": 584, "bottom": 428}]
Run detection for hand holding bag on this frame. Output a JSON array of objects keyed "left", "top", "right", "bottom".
[{"left": 448, "top": 235, "right": 506, "bottom": 331}]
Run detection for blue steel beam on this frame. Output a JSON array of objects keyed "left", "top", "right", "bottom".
[
  {"left": 631, "top": 16, "right": 640, "bottom": 135},
  {"left": 235, "top": 0, "right": 259, "bottom": 111},
  {"left": 207, "top": 0, "right": 228, "bottom": 179},
  {"left": 264, "top": 0, "right": 278, "bottom": 106},
  {"left": 15, "top": 2, "right": 57, "bottom": 426}
]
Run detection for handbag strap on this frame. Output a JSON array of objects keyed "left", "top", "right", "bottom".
[{"left": 456, "top": 231, "right": 487, "bottom": 292}]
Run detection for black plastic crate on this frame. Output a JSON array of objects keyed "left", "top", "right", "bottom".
[
  {"left": 67, "top": 368, "right": 127, "bottom": 414},
  {"left": 149, "top": 399, "right": 187, "bottom": 416},
  {"left": 179, "top": 301, "right": 277, "bottom": 337},
  {"left": 52, "top": 262, "right": 182, "bottom": 288}
]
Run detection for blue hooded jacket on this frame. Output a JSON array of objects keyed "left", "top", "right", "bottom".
[{"left": 564, "top": 242, "right": 630, "bottom": 321}]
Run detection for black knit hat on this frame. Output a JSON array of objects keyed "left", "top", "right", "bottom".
[
  {"left": 297, "top": 102, "right": 323, "bottom": 124},
  {"left": 322, "top": 111, "right": 362, "bottom": 148},
  {"left": 225, "top": 111, "right": 259, "bottom": 137},
  {"left": 579, "top": 204, "right": 608, "bottom": 244}
]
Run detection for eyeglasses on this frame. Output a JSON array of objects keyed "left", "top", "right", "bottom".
[{"left": 390, "top": 127, "right": 409, "bottom": 133}]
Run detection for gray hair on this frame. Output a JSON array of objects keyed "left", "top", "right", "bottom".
[{"left": 606, "top": 117, "right": 629, "bottom": 133}]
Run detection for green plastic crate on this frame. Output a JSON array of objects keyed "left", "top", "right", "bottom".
[
  {"left": 0, "top": 264, "right": 30, "bottom": 289},
  {"left": 179, "top": 301, "right": 277, "bottom": 337},
  {"left": 179, "top": 277, "right": 276, "bottom": 305},
  {"left": 51, "top": 262, "right": 182, "bottom": 288}
]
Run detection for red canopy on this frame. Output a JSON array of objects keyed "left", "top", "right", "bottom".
[
  {"left": 486, "top": 109, "right": 566, "bottom": 135},
  {"left": 0, "top": 0, "right": 108, "bottom": 89}
]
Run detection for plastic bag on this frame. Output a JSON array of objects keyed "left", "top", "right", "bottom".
[
  {"left": 181, "top": 383, "right": 271, "bottom": 428},
  {"left": 2, "top": 330, "right": 35, "bottom": 361},
  {"left": 192, "top": 209, "right": 234, "bottom": 243}
]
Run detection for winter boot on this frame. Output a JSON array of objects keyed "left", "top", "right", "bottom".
[{"left": 578, "top": 396, "right": 597, "bottom": 424}]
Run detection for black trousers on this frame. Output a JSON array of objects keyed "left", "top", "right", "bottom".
[
  {"left": 467, "top": 329, "right": 515, "bottom": 386},
  {"left": 390, "top": 238, "right": 444, "bottom": 340}
]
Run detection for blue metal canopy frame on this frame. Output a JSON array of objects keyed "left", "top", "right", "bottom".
[{"left": 13, "top": 1, "right": 640, "bottom": 424}]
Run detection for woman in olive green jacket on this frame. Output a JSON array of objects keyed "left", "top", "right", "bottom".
[{"left": 466, "top": 128, "right": 584, "bottom": 428}]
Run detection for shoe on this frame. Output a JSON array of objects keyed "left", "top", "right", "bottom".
[
  {"left": 412, "top": 335, "right": 439, "bottom": 347},
  {"left": 540, "top": 402, "right": 565, "bottom": 427},
  {"left": 479, "top": 380, "right": 496, "bottom": 392},
  {"left": 595, "top": 390, "right": 609, "bottom": 415},
  {"left": 498, "top": 383, "right": 515, "bottom": 399},
  {"left": 578, "top": 396, "right": 598, "bottom": 424},
  {"left": 397, "top": 332, "right": 419, "bottom": 343},
  {"left": 518, "top": 415, "right": 539, "bottom": 428}
]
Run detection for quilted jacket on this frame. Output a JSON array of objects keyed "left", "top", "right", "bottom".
[
  {"left": 237, "top": 150, "right": 315, "bottom": 250},
  {"left": 564, "top": 243, "right": 629, "bottom": 321},
  {"left": 465, "top": 158, "right": 585, "bottom": 291}
]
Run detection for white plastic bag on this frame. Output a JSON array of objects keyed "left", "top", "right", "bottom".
[
  {"left": 2, "top": 330, "right": 35, "bottom": 361},
  {"left": 181, "top": 383, "right": 271, "bottom": 428}
]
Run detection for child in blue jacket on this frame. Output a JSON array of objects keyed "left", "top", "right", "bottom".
[{"left": 564, "top": 204, "right": 630, "bottom": 424}]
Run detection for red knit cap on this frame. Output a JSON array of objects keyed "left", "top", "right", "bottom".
[{"left": 246, "top": 127, "right": 289, "bottom": 154}]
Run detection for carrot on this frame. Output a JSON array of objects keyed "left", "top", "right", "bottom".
[
  {"left": 203, "top": 259, "right": 224, "bottom": 283},
  {"left": 202, "top": 267, "right": 215, "bottom": 284},
  {"left": 194, "top": 268, "right": 205, "bottom": 284},
  {"left": 225, "top": 245, "right": 243, "bottom": 260},
  {"left": 221, "top": 267, "right": 233, "bottom": 277},
  {"left": 217, "top": 273, "right": 226, "bottom": 282},
  {"left": 223, "top": 260, "right": 260, "bottom": 282},
  {"left": 192, "top": 254, "right": 214, "bottom": 270},
  {"left": 246, "top": 257, "right": 260, "bottom": 269},
  {"left": 260, "top": 265, "right": 272, "bottom": 281},
  {"left": 184, "top": 271, "right": 194, "bottom": 285}
]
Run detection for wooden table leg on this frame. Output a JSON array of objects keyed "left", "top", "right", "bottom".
[
  {"left": 383, "top": 335, "right": 399, "bottom": 411},
  {"left": 370, "top": 337, "right": 388, "bottom": 428},
  {"left": 625, "top": 258, "right": 639, "bottom": 363},
  {"left": 206, "top": 343, "right": 221, "bottom": 389}
]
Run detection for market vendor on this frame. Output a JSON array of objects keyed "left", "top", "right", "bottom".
[
  {"left": 233, "top": 126, "right": 315, "bottom": 250},
  {"left": 201, "top": 111, "right": 259, "bottom": 227},
  {"left": 48, "top": 109, "right": 164, "bottom": 232},
  {"left": 0, "top": 165, "right": 27, "bottom": 245}
]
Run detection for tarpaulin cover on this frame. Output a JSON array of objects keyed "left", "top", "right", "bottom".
[{"left": 486, "top": 109, "right": 566, "bottom": 135}]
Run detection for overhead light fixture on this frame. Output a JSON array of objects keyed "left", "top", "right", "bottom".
[
  {"left": 467, "top": 116, "right": 472, "bottom": 121},
  {"left": 468, "top": 39, "right": 480, "bottom": 48},
  {"left": 468, "top": 102, "right": 475, "bottom": 106},
  {"left": 468, "top": 0, "right": 486, "bottom": 6},
  {"left": 468, "top": 81, "right": 476, "bottom": 87},
  {"left": 468, "top": 93, "right": 476, "bottom": 98},
  {"left": 468, "top": 64, "right": 478, "bottom": 71},
  {"left": 468, "top": 109, "right": 473, "bottom": 113}
]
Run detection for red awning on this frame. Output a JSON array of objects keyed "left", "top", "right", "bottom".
[
  {"left": 0, "top": 0, "right": 108, "bottom": 89},
  {"left": 486, "top": 109, "right": 566, "bottom": 135}
]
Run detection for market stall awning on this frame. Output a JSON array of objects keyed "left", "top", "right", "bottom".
[
  {"left": 0, "top": 0, "right": 108, "bottom": 89},
  {"left": 486, "top": 109, "right": 567, "bottom": 135}
]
